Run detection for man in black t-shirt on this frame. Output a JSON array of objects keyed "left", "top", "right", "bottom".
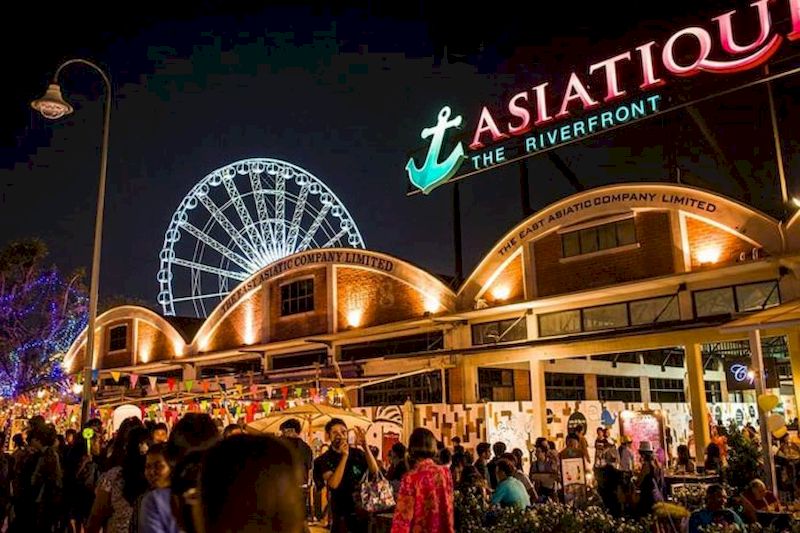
[
  {"left": 315, "top": 418, "right": 378, "bottom": 533},
  {"left": 280, "top": 418, "right": 313, "bottom": 484}
]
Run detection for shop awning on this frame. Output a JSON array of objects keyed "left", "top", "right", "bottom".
[{"left": 719, "top": 299, "right": 800, "bottom": 333}]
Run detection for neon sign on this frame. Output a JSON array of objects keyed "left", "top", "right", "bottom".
[{"left": 407, "top": 0, "right": 800, "bottom": 194}]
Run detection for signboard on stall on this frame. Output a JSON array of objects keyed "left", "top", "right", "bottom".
[
  {"left": 619, "top": 410, "right": 667, "bottom": 467},
  {"left": 724, "top": 357, "right": 779, "bottom": 391},
  {"left": 560, "top": 456, "right": 588, "bottom": 505}
]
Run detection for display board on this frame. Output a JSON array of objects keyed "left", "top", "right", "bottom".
[{"left": 619, "top": 410, "right": 666, "bottom": 467}]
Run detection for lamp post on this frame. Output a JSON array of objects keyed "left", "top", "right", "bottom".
[{"left": 32, "top": 59, "right": 112, "bottom": 425}]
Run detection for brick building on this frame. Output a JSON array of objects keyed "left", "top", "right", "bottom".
[{"left": 64, "top": 183, "right": 800, "bottom": 459}]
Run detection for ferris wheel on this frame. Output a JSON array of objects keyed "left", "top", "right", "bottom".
[{"left": 157, "top": 158, "right": 365, "bottom": 317}]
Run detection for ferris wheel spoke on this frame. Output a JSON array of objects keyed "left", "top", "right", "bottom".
[
  {"left": 180, "top": 222, "right": 257, "bottom": 272},
  {"left": 222, "top": 174, "right": 269, "bottom": 260},
  {"left": 275, "top": 170, "right": 286, "bottom": 255},
  {"left": 320, "top": 226, "right": 350, "bottom": 249},
  {"left": 286, "top": 183, "right": 310, "bottom": 254},
  {"left": 295, "top": 203, "right": 332, "bottom": 252},
  {"left": 197, "top": 194, "right": 260, "bottom": 260},
  {"left": 249, "top": 170, "right": 279, "bottom": 258},
  {"left": 170, "top": 291, "right": 232, "bottom": 303},
  {"left": 172, "top": 258, "right": 249, "bottom": 281}
]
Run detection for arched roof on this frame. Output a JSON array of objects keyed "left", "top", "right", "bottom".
[
  {"left": 64, "top": 305, "right": 188, "bottom": 371},
  {"left": 192, "top": 248, "right": 456, "bottom": 348},
  {"left": 460, "top": 183, "right": 783, "bottom": 303}
]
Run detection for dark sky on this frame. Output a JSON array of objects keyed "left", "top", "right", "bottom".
[{"left": 2, "top": 0, "right": 799, "bottom": 313}]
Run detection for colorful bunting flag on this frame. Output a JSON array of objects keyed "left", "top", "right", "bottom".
[
  {"left": 281, "top": 386, "right": 289, "bottom": 399},
  {"left": 167, "top": 378, "right": 176, "bottom": 392},
  {"left": 148, "top": 376, "right": 158, "bottom": 393},
  {"left": 294, "top": 387, "right": 302, "bottom": 397},
  {"left": 184, "top": 380, "right": 194, "bottom": 393},
  {"left": 201, "top": 380, "right": 210, "bottom": 394},
  {"left": 261, "top": 401, "right": 272, "bottom": 415},
  {"left": 129, "top": 374, "right": 139, "bottom": 389},
  {"left": 250, "top": 384, "right": 258, "bottom": 397},
  {"left": 111, "top": 371, "right": 121, "bottom": 383}
]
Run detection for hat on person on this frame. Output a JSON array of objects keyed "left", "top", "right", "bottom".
[
  {"left": 638, "top": 441, "right": 654, "bottom": 453},
  {"left": 621, "top": 435, "right": 633, "bottom": 444}
]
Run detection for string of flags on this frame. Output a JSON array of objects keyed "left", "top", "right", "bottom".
[{"left": 99, "top": 370, "right": 345, "bottom": 403}]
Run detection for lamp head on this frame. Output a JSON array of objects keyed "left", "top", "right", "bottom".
[{"left": 31, "top": 84, "right": 73, "bottom": 119}]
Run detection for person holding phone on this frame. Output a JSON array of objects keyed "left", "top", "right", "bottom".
[{"left": 315, "top": 418, "right": 378, "bottom": 533}]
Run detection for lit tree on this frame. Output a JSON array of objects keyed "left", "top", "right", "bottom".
[{"left": 0, "top": 240, "right": 87, "bottom": 397}]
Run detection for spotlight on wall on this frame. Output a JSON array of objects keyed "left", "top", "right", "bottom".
[
  {"left": 424, "top": 296, "right": 440, "bottom": 314},
  {"left": 491, "top": 285, "right": 511, "bottom": 301},
  {"left": 696, "top": 245, "right": 721, "bottom": 265},
  {"left": 346, "top": 308, "right": 363, "bottom": 328},
  {"left": 792, "top": 197, "right": 800, "bottom": 208}
]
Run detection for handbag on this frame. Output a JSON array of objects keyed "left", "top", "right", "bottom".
[{"left": 359, "top": 470, "right": 395, "bottom": 513}]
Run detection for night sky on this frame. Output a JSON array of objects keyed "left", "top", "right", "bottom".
[{"left": 2, "top": 0, "right": 799, "bottom": 313}]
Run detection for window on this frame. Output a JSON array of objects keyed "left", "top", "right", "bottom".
[
  {"left": 630, "top": 296, "right": 680, "bottom": 325},
  {"left": 641, "top": 349, "right": 685, "bottom": 368},
  {"left": 471, "top": 318, "right": 527, "bottom": 345},
  {"left": 478, "top": 368, "right": 515, "bottom": 401},
  {"left": 561, "top": 218, "right": 637, "bottom": 258},
  {"left": 341, "top": 332, "right": 444, "bottom": 361},
  {"left": 538, "top": 310, "right": 581, "bottom": 337},
  {"left": 271, "top": 350, "right": 327, "bottom": 370},
  {"left": 583, "top": 303, "right": 628, "bottom": 331},
  {"left": 280, "top": 279, "right": 314, "bottom": 316},
  {"left": 649, "top": 378, "right": 685, "bottom": 403},
  {"left": 705, "top": 381, "right": 723, "bottom": 404},
  {"left": 538, "top": 295, "right": 681, "bottom": 337},
  {"left": 694, "top": 280, "right": 780, "bottom": 318},
  {"left": 109, "top": 325, "right": 128, "bottom": 352},
  {"left": 597, "top": 375, "right": 641, "bottom": 402},
  {"left": 735, "top": 281, "right": 780, "bottom": 311},
  {"left": 545, "top": 373, "right": 586, "bottom": 400},
  {"left": 361, "top": 371, "right": 442, "bottom": 406}
]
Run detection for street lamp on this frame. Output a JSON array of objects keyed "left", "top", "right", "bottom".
[{"left": 32, "top": 59, "right": 112, "bottom": 425}]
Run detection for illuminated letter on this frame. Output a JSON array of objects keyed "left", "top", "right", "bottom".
[
  {"left": 702, "top": 0, "right": 782, "bottom": 73},
  {"left": 556, "top": 72, "right": 599, "bottom": 119},
  {"left": 507, "top": 91, "right": 531, "bottom": 135},
  {"left": 662, "top": 27, "right": 713, "bottom": 76},
  {"left": 469, "top": 107, "right": 507, "bottom": 150},
  {"left": 532, "top": 82, "right": 553, "bottom": 125},
  {"left": 714, "top": 0, "right": 772, "bottom": 54},
  {"left": 791, "top": 0, "right": 800, "bottom": 40},
  {"left": 636, "top": 41, "right": 664, "bottom": 89},
  {"left": 588, "top": 51, "right": 632, "bottom": 102}
]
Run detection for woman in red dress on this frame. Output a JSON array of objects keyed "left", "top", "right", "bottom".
[{"left": 391, "top": 428, "right": 454, "bottom": 533}]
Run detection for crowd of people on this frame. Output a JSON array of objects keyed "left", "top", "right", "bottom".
[{"left": 0, "top": 414, "right": 794, "bottom": 532}]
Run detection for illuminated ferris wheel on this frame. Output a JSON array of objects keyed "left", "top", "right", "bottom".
[{"left": 157, "top": 158, "right": 365, "bottom": 317}]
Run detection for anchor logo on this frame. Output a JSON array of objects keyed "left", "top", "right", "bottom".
[{"left": 406, "top": 106, "right": 466, "bottom": 194}]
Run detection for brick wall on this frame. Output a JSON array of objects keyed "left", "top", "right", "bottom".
[
  {"left": 535, "top": 212, "right": 675, "bottom": 297},
  {"left": 137, "top": 321, "right": 174, "bottom": 364},
  {"left": 686, "top": 216, "right": 762, "bottom": 270},
  {"left": 207, "top": 288, "right": 264, "bottom": 351},
  {"left": 102, "top": 320, "right": 133, "bottom": 369},
  {"left": 336, "top": 267, "right": 427, "bottom": 330},
  {"left": 269, "top": 268, "right": 328, "bottom": 341},
  {"left": 485, "top": 254, "right": 525, "bottom": 305}
]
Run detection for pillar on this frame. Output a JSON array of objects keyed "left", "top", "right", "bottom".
[
  {"left": 786, "top": 331, "right": 800, "bottom": 424},
  {"left": 749, "top": 329, "right": 777, "bottom": 494},
  {"left": 685, "top": 342, "right": 710, "bottom": 463},
  {"left": 182, "top": 363, "right": 197, "bottom": 382},
  {"left": 529, "top": 359, "right": 547, "bottom": 438}
]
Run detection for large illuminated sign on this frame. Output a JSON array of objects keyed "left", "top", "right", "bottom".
[{"left": 407, "top": 0, "right": 800, "bottom": 194}]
